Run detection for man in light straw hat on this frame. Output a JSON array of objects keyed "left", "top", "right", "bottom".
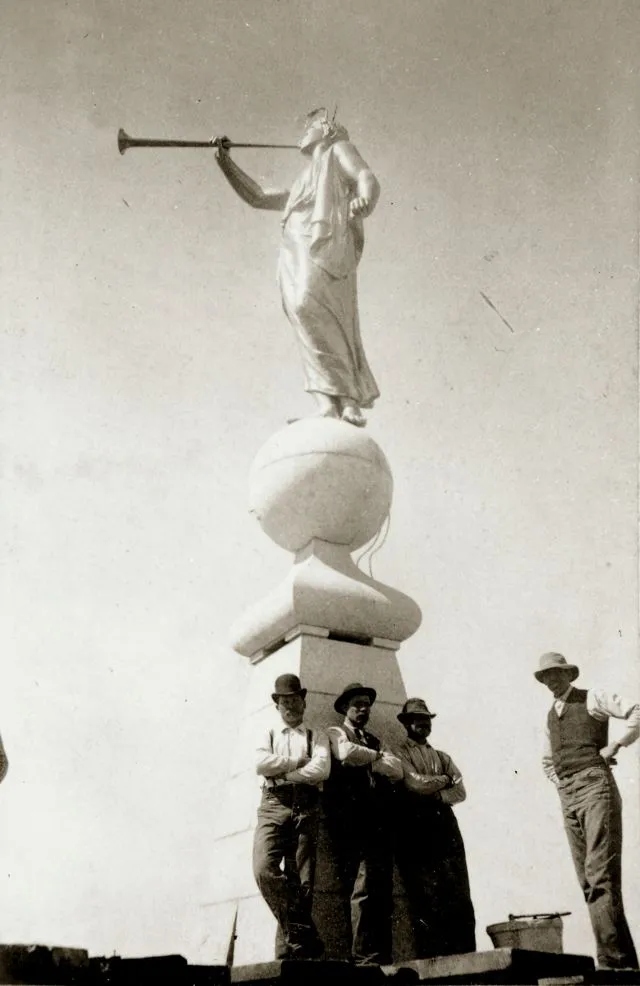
[
  {"left": 394, "top": 698, "right": 476, "bottom": 959},
  {"left": 535, "top": 652, "right": 640, "bottom": 970},
  {"left": 324, "top": 682, "right": 402, "bottom": 966},
  {"left": 253, "top": 673, "right": 330, "bottom": 960}
]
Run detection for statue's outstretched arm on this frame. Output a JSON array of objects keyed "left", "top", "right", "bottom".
[
  {"left": 333, "top": 141, "right": 380, "bottom": 219},
  {"left": 215, "top": 139, "right": 289, "bottom": 212}
]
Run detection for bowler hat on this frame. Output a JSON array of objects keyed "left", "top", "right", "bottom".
[
  {"left": 534, "top": 652, "right": 579, "bottom": 683},
  {"left": 397, "top": 697, "right": 437, "bottom": 724},
  {"left": 271, "top": 674, "right": 307, "bottom": 703},
  {"left": 334, "top": 682, "right": 377, "bottom": 715}
]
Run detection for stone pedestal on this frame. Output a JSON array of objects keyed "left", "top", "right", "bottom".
[{"left": 191, "top": 419, "right": 422, "bottom": 967}]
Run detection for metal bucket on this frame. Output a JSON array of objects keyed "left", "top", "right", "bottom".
[{"left": 486, "top": 912, "right": 568, "bottom": 953}]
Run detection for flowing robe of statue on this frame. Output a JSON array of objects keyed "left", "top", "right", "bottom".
[{"left": 277, "top": 145, "right": 380, "bottom": 410}]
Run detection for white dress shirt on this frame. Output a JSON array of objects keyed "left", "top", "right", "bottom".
[
  {"left": 542, "top": 686, "right": 640, "bottom": 784},
  {"left": 256, "top": 721, "right": 331, "bottom": 787},
  {"left": 327, "top": 722, "right": 403, "bottom": 780},
  {"left": 396, "top": 738, "right": 467, "bottom": 805}
]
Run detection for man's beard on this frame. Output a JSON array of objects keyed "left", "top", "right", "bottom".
[{"left": 282, "top": 711, "right": 302, "bottom": 726}]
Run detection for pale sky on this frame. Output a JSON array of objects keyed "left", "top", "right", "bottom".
[{"left": 1, "top": 0, "right": 638, "bottom": 964}]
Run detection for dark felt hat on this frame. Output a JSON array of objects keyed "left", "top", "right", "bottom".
[
  {"left": 534, "top": 652, "right": 579, "bottom": 683},
  {"left": 397, "top": 697, "right": 437, "bottom": 724},
  {"left": 334, "top": 682, "right": 377, "bottom": 715},
  {"left": 271, "top": 674, "right": 307, "bottom": 703}
]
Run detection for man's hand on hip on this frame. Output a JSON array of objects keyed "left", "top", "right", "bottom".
[{"left": 599, "top": 741, "right": 621, "bottom": 764}]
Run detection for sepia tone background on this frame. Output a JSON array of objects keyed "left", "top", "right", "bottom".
[{"left": 1, "top": 0, "right": 638, "bottom": 963}]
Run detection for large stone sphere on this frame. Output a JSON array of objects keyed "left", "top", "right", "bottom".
[{"left": 249, "top": 419, "right": 393, "bottom": 553}]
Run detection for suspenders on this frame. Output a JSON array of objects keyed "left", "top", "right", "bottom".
[
  {"left": 265, "top": 727, "right": 314, "bottom": 791},
  {"left": 268, "top": 727, "right": 313, "bottom": 756}
]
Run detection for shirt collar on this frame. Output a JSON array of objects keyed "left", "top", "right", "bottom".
[
  {"left": 558, "top": 685, "right": 574, "bottom": 702},
  {"left": 343, "top": 719, "right": 367, "bottom": 739},
  {"left": 276, "top": 721, "right": 306, "bottom": 734}
]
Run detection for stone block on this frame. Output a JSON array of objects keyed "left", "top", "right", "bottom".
[
  {"left": 90, "top": 954, "right": 188, "bottom": 986},
  {"left": 398, "top": 948, "right": 595, "bottom": 984},
  {"left": 539, "top": 972, "right": 640, "bottom": 986},
  {"left": 89, "top": 955, "right": 230, "bottom": 986},
  {"left": 230, "top": 959, "right": 386, "bottom": 984},
  {"left": 208, "top": 830, "right": 256, "bottom": 902},
  {"left": 187, "top": 965, "right": 231, "bottom": 986},
  {"left": 0, "top": 944, "right": 89, "bottom": 985},
  {"left": 184, "top": 902, "right": 238, "bottom": 967},
  {"left": 296, "top": 637, "right": 409, "bottom": 709},
  {"left": 232, "top": 894, "right": 278, "bottom": 967},
  {"left": 214, "top": 772, "right": 260, "bottom": 841}
]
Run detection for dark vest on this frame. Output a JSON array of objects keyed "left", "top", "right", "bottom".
[
  {"left": 323, "top": 726, "right": 383, "bottom": 817},
  {"left": 548, "top": 688, "right": 609, "bottom": 779}
]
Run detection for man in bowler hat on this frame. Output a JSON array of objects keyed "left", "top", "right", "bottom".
[
  {"left": 536, "top": 652, "right": 639, "bottom": 970},
  {"left": 394, "top": 698, "right": 475, "bottom": 959},
  {"left": 325, "top": 683, "right": 402, "bottom": 966},
  {"left": 253, "top": 673, "right": 330, "bottom": 960}
]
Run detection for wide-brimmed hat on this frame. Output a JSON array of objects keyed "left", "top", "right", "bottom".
[
  {"left": 397, "top": 697, "right": 437, "bottom": 724},
  {"left": 534, "top": 652, "right": 579, "bottom": 683},
  {"left": 334, "top": 682, "right": 377, "bottom": 715},
  {"left": 271, "top": 674, "right": 307, "bottom": 702}
]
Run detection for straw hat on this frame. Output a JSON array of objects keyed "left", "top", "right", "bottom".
[{"left": 534, "top": 652, "right": 579, "bottom": 683}]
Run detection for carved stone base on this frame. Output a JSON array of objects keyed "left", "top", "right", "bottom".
[
  {"left": 230, "top": 418, "right": 421, "bottom": 661},
  {"left": 229, "top": 540, "right": 421, "bottom": 661}
]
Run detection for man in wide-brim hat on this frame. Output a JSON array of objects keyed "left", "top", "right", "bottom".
[
  {"left": 333, "top": 682, "right": 377, "bottom": 715},
  {"left": 535, "top": 651, "right": 640, "bottom": 971},
  {"left": 534, "top": 651, "right": 580, "bottom": 683},
  {"left": 252, "top": 673, "right": 330, "bottom": 960},
  {"left": 324, "top": 682, "right": 402, "bottom": 966},
  {"left": 393, "top": 698, "right": 476, "bottom": 959}
]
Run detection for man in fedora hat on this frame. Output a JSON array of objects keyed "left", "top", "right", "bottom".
[
  {"left": 394, "top": 698, "right": 475, "bottom": 959},
  {"left": 324, "top": 683, "right": 402, "bottom": 966},
  {"left": 253, "top": 673, "right": 330, "bottom": 960},
  {"left": 535, "top": 652, "right": 640, "bottom": 970}
]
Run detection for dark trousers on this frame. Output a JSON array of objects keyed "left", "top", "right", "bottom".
[
  {"left": 326, "top": 812, "right": 394, "bottom": 966},
  {"left": 558, "top": 765, "right": 638, "bottom": 970},
  {"left": 395, "top": 799, "right": 476, "bottom": 959},
  {"left": 252, "top": 786, "right": 323, "bottom": 960}
]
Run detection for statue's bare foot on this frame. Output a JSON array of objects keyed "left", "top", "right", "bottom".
[{"left": 341, "top": 405, "right": 367, "bottom": 428}]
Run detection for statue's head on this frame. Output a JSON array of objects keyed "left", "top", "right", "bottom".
[{"left": 298, "top": 107, "right": 349, "bottom": 153}]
